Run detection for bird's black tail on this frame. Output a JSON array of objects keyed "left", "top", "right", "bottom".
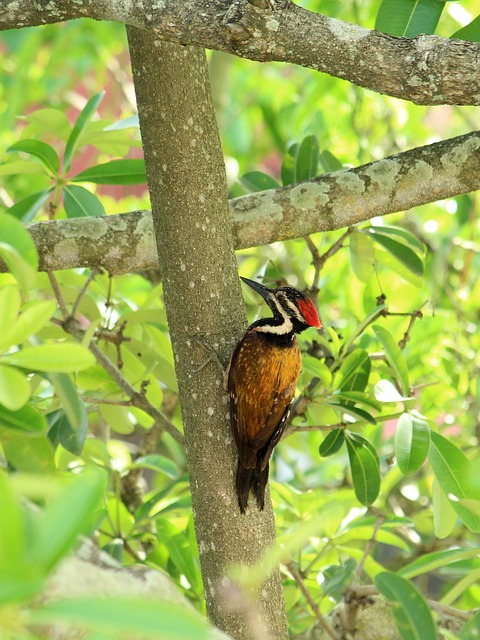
[{"left": 236, "top": 460, "right": 270, "bottom": 513}]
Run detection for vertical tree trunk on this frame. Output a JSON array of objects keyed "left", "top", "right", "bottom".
[{"left": 127, "top": 31, "right": 288, "bottom": 640}]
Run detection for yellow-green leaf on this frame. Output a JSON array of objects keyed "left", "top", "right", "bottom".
[
  {"left": 0, "top": 286, "right": 21, "bottom": 351},
  {"left": 3, "top": 343, "right": 95, "bottom": 373},
  {"left": 0, "top": 364, "right": 31, "bottom": 411}
]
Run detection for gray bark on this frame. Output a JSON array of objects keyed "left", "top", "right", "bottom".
[
  {"left": 127, "top": 30, "right": 288, "bottom": 640},
  {"left": 7, "top": 130, "right": 479, "bottom": 274},
  {"left": 1, "top": 0, "right": 479, "bottom": 106}
]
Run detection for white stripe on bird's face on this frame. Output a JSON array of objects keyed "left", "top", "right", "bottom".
[{"left": 255, "top": 293, "right": 294, "bottom": 335}]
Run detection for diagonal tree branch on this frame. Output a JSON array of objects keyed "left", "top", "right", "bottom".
[
  {"left": 4, "top": 130, "right": 478, "bottom": 275},
  {"left": 1, "top": 0, "right": 479, "bottom": 106}
]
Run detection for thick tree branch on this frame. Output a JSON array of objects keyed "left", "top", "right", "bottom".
[
  {"left": 1, "top": 0, "right": 479, "bottom": 106},
  {"left": 7, "top": 130, "right": 478, "bottom": 274}
]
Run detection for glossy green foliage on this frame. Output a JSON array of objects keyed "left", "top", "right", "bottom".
[
  {"left": 375, "top": 0, "right": 446, "bottom": 37},
  {"left": 376, "top": 572, "right": 438, "bottom": 640},
  {"left": 2, "top": 93, "right": 146, "bottom": 221}
]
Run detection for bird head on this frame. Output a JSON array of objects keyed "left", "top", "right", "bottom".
[{"left": 241, "top": 277, "right": 322, "bottom": 331}]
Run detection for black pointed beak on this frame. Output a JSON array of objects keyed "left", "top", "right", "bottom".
[{"left": 240, "top": 277, "right": 274, "bottom": 303}]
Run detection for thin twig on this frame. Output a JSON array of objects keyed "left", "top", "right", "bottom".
[
  {"left": 78, "top": 322, "right": 183, "bottom": 444},
  {"left": 71, "top": 267, "right": 101, "bottom": 319},
  {"left": 352, "top": 514, "right": 385, "bottom": 589},
  {"left": 291, "top": 423, "right": 347, "bottom": 433},
  {"left": 82, "top": 396, "right": 133, "bottom": 407},
  {"left": 305, "top": 227, "right": 354, "bottom": 303},
  {"left": 344, "top": 515, "right": 385, "bottom": 637},
  {"left": 48, "top": 272, "right": 69, "bottom": 321},
  {"left": 49, "top": 306, "right": 184, "bottom": 445},
  {"left": 286, "top": 561, "right": 340, "bottom": 640},
  {"left": 318, "top": 227, "right": 355, "bottom": 269},
  {"left": 398, "top": 309, "right": 423, "bottom": 350}
]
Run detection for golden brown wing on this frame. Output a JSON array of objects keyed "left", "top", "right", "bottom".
[{"left": 227, "top": 329, "right": 301, "bottom": 469}]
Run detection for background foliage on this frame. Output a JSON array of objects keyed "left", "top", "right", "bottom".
[{"left": 0, "top": 1, "right": 479, "bottom": 638}]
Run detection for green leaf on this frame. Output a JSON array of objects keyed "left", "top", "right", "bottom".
[
  {"left": 103, "top": 539, "right": 125, "bottom": 564},
  {"left": 350, "top": 232, "right": 375, "bottom": 283},
  {"left": 104, "top": 115, "right": 139, "bottom": 130},
  {"left": 0, "top": 431, "right": 55, "bottom": 473},
  {"left": 322, "top": 558, "right": 357, "bottom": 601},
  {"left": 394, "top": 412, "right": 430, "bottom": 475},
  {"left": 302, "top": 355, "right": 332, "bottom": 387},
  {"left": 0, "top": 471, "right": 26, "bottom": 573},
  {"left": 374, "top": 246, "right": 423, "bottom": 287},
  {"left": 432, "top": 477, "right": 458, "bottom": 539},
  {"left": 375, "top": 571, "right": 438, "bottom": 640},
  {"left": 342, "top": 303, "right": 387, "bottom": 354},
  {"left": 335, "top": 391, "right": 382, "bottom": 412},
  {"left": 8, "top": 189, "right": 53, "bottom": 222},
  {"left": 319, "top": 150, "right": 343, "bottom": 172},
  {"left": 24, "top": 108, "right": 72, "bottom": 141},
  {"left": 159, "top": 520, "right": 202, "bottom": 592},
  {"left": 281, "top": 142, "right": 299, "bottom": 186},
  {"left": 345, "top": 432, "right": 380, "bottom": 505},
  {"left": 3, "top": 343, "right": 95, "bottom": 373},
  {"left": 72, "top": 159, "right": 147, "bottom": 185},
  {"left": 399, "top": 547, "right": 480, "bottom": 580},
  {"left": 8, "top": 139, "right": 60, "bottom": 174},
  {"left": 329, "top": 401, "right": 377, "bottom": 425},
  {"left": 63, "top": 184, "right": 106, "bottom": 218},
  {"left": 0, "top": 364, "right": 31, "bottom": 411},
  {"left": 0, "top": 403, "right": 47, "bottom": 434},
  {"left": 369, "top": 230, "right": 424, "bottom": 277},
  {"left": 319, "top": 428, "right": 345, "bottom": 457},
  {"left": 336, "top": 349, "right": 371, "bottom": 392},
  {"left": 458, "top": 610, "right": 480, "bottom": 639},
  {"left": 452, "top": 15, "right": 480, "bottom": 42},
  {"left": 375, "top": 0, "right": 445, "bottom": 37},
  {"left": 0, "top": 159, "right": 48, "bottom": 176},
  {"left": 47, "top": 373, "right": 88, "bottom": 455},
  {"left": 63, "top": 92, "right": 105, "bottom": 172},
  {"left": 259, "top": 102, "right": 286, "bottom": 152},
  {"left": 429, "top": 431, "right": 480, "bottom": 532},
  {"left": 368, "top": 225, "right": 425, "bottom": 253},
  {"left": 457, "top": 498, "right": 480, "bottom": 516},
  {"left": 0, "top": 299, "right": 57, "bottom": 350},
  {"left": 373, "top": 325, "right": 409, "bottom": 396},
  {"left": 0, "top": 213, "right": 38, "bottom": 290},
  {"left": 32, "top": 469, "right": 107, "bottom": 572},
  {"left": 130, "top": 454, "right": 180, "bottom": 478},
  {"left": 296, "top": 135, "right": 319, "bottom": 182},
  {"left": 429, "top": 431, "right": 474, "bottom": 500},
  {"left": 31, "top": 597, "right": 210, "bottom": 640},
  {"left": 99, "top": 403, "right": 134, "bottom": 435},
  {"left": 238, "top": 170, "right": 280, "bottom": 193},
  {"left": 0, "top": 285, "right": 21, "bottom": 350}
]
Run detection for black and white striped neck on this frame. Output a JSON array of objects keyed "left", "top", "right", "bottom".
[
  {"left": 253, "top": 316, "right": 294, "bottom": 336},
  {"left": 251, "top": 305, "right": 309, "bottom": 337}
]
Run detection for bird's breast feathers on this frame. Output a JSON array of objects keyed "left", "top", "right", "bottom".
[{"left": 228, "top": 330, "right": 301, "bottom": 447}]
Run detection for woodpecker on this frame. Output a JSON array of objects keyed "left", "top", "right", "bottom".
[{"left": 225, "top": 277, "right": 322, "bottom": 513}]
